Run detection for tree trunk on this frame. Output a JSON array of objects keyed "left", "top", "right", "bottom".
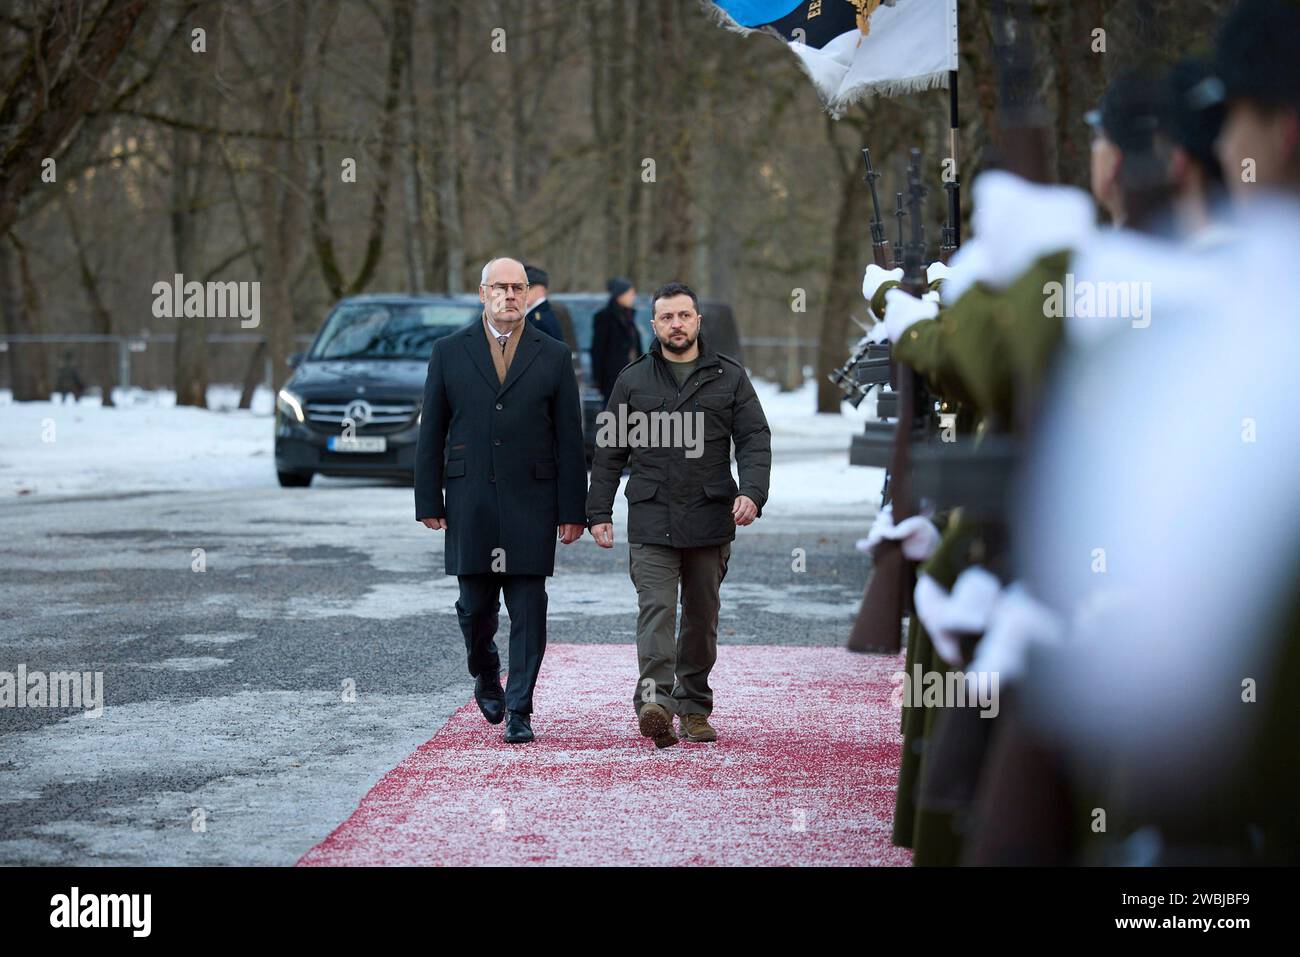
[
  {"left": 238, "top": 339, "right": 266, "bottom": 409},
  {"left": 258, "top": 0, "right": 309, "bottom": 395},
  {"left": 171, "top": 117, "right": 208, "bottom": 408},
  {"left": 816, "top": 163, "right": 868, "bottom": 413},
  {"left": 62, "top": 194, "right": 118, "bottom": 405},
  {"left": 593, "top": 0, "right": 627, "bottom": 276},
  {"left": 3, "top": 235, "right": 51, "bottom": 400},
  {"left": 402, "top": 19, "right": 428, "bottom": 293},
  {"left": 432, "top": 0, "right": 465, "bottom": 293}
]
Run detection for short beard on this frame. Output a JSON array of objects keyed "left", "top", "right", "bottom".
[{"left": 661, "top": 333, "right": 695, "bottom": 355}]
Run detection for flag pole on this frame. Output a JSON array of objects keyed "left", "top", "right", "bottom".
[{"left": 948, "top": 68, "right": 961, "bottom": 247}]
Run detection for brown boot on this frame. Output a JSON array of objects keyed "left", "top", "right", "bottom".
[
  {"left": 637, "top": 702, "right": 678, "bottom": 749},
  {"left": 679, "top": 713, "right": 717, "bottom": 743}
]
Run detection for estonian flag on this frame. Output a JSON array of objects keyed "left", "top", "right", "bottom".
[{"left": 710, "top": 0, "right": 958, "bottom": 110}]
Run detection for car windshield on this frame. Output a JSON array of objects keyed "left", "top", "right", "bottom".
[{"left": 308, "top": 302, "right": 479, "bottom": 360}]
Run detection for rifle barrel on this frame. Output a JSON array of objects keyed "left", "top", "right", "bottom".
[{"left": 861, "top": 148, "right": 886, "bottom": 246}]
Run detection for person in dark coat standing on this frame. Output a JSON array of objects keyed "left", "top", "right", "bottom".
[
  {"left": 589, "top": 276, "right": 641, "bottom": 405},
  {"left": 522, "top": 264, "right": 566, "bottom": 343},
  {"left": 415, "top": 256, "right": 588, "bottom": 744}
]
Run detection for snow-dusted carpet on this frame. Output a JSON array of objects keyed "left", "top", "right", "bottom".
[{"left": 298, "top": 643, "right": 910, "bottom": 866}]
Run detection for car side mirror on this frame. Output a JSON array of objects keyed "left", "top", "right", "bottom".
[{"left": 287, "top": 352, "right": 303, "bottom": 368}]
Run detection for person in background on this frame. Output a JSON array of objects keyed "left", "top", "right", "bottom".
[
  {"left": 1085, "top": 63, "right": 1227, "bottom": 242},
  {"left": 1086, "top": 70, "right": 1178, "bottom": 232},
  {"left": 54, "top": 350, "right": 84, "bottom": 404},
  {"left": 590, "top": 276, "right": 641, "bottom": 405},
  {"left": 522, "top": 264, "right": 565, "bottom": 343}
]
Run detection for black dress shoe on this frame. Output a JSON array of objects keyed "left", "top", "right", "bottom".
[
  {"left": 474, "top": 671, "right": 506, "bottom": 725},
  {"left": 503, "top": 710, "right": 534, "bottom": 744}
]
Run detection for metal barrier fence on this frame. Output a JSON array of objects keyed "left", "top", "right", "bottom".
[{"left": 0, "top": 333, "right": 316, "bottom": 394}]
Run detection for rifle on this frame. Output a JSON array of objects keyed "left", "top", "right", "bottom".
[
  {"left": 829, "top": 340, "right": 891, "bottom": 410},
  {"left": 848, "top": 149, "right": 930, "bottom": 654},
  {"left": 940, "top": 177, "right": 959, "bottom": 263},
  {"left": 861, "top": 148, "right": 892, "bottom": 268},
  {"left": 893, "top": 192, "right": 907, "bottom": 269}
]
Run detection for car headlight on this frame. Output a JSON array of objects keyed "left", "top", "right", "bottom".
[{"left": 277, "top": 388, "right": 305, "bottom": 423}]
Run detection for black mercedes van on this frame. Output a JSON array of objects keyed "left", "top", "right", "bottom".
[{"left": 274, "top": 295, "right": 480, "bottom": 486}]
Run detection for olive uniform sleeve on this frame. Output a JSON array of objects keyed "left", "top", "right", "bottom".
[{"left": 893, "top": 251, "right": 1070, "bottom": 430}]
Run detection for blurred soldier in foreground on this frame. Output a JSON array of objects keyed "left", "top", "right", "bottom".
[
  {"left": 968, "top": 0, "right": 1300, "bottom": 865},
  {"left": 870, "top": 49, "right": 1240, "bottom": 864},
  {"left": 1087, "top": 61, "right": 1228, "bottom": 243}
]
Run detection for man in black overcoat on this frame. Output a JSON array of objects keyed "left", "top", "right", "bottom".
[{"left": 415, "top": 257, "right": 588, "bottom": 743}]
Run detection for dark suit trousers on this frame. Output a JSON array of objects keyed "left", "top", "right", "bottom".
[{"left": 455, "top": 573, "right": 548, "bottom": 715}]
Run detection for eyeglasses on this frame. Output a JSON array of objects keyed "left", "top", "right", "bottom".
[{"left": 484, "top": 282, "right": 528, "bottom": 295}]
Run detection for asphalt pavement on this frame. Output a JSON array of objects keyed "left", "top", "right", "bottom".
[{"left": 0, "top": 473, "right": 877, "bottom": 865}]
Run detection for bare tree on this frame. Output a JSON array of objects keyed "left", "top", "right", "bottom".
[
  {"left": 0, "top": 0, "right": 150, "bottom": 234},
  {"left": 252, "top": 0, "right": 309, "bottom": 395},
  {"left": 0, "top": 235, "right": 51, "bottom": 399},
  {"left": 308, "top": 0, "right": 411, "bottom": 300},
  {"left": 401, "top": 18, "right": 427, "bottom": 293},
  {"left": 169, "top": 4, "right": 221, "bottom": 408},
  {"left": 0, "top": 0, "right": 152, "bottom": 398},
  {"left": 61, "top": 192, "right": 118, "bottom": 404},
  {"left": 430, "top": 0, "right": 466, "bottom": 293}
]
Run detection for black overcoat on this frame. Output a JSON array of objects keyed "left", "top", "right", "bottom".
[
  {"left": 415, "top": 317, "right": 588, "bottom": 576},
  {"left": 590, "top": 299, "right": 642, "bottom": 398}
]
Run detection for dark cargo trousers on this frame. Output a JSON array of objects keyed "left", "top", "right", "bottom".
[{"left": 628, "top": 541, "right": 732, "bottom": 718}]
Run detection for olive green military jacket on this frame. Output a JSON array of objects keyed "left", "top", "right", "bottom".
[{"left": 585, "top": 334, "right": 772, "bottom": 548}]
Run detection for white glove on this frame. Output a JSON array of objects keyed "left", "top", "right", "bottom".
[
  {"left": 913, "top": 567, "right": 1002, "bottom": 667},
  {"left": 856, "top": 504, "right": 942, "bottom": 562},
  {"left": 862, "top": 263, "right": 903, "bottom": 310},
  {"left": 883, "top": 287, "right": 939, "bottom": 343},
  {"left": 865, "top": 321, "right": 890, "bottom": 344},
  {"left": 967, "top": 583, "right": 1064, "bottom": 683}
]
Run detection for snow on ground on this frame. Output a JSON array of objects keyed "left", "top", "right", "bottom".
[
  {"left": 0, "top": 384, "right": 279, "bottom": 499},
  {"left": 0, "top": 379, "right": 884, "bottom": 513}
]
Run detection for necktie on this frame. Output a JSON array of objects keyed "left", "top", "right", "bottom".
[{"left": 497, "top": 335, "right": 508, "bottom": 352}]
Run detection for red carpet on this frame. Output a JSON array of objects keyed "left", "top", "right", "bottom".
[{"left": 298, "top": 643, "right": 910, "bottom": 866}]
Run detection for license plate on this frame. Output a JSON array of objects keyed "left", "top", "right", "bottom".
[{"left": 328, "top": 435, "right": 386, "bottom": 453}]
